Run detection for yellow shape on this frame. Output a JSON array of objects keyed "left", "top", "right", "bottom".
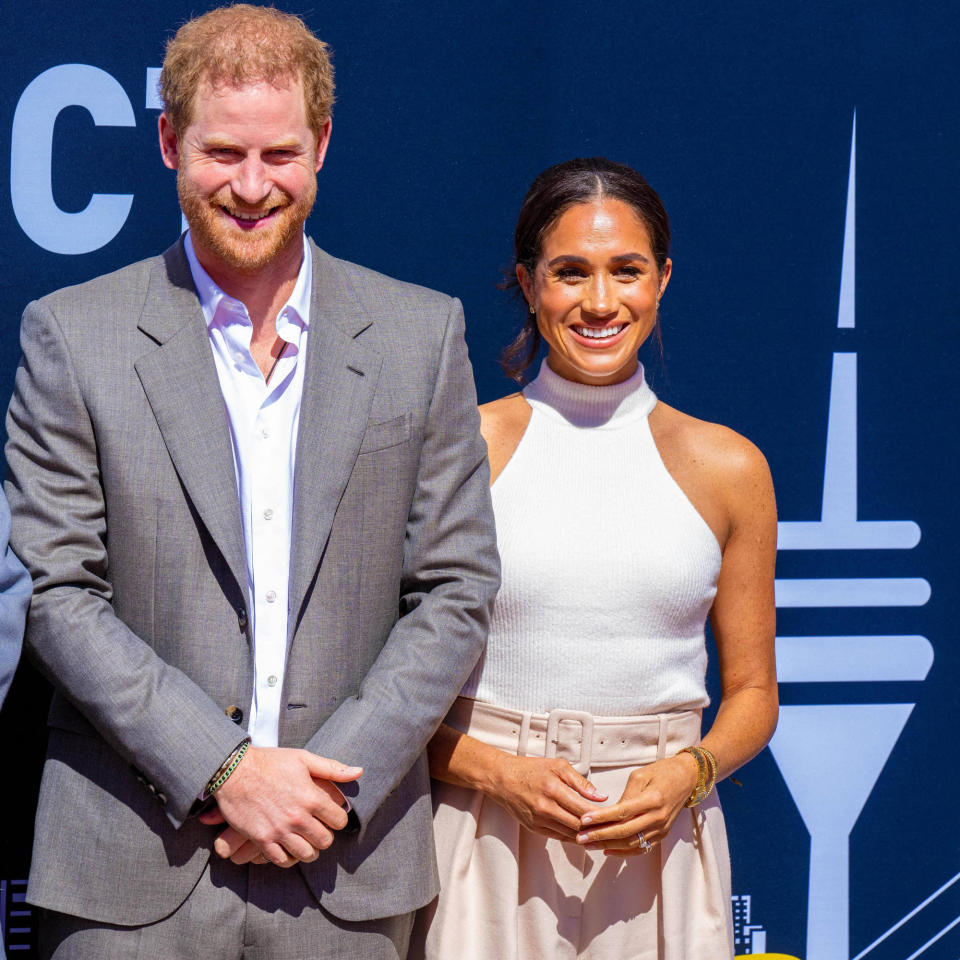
[{"left": 735, "top": 955, "right": 803, "bottom": 960}]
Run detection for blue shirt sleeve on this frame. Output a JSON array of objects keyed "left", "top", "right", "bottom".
[{"left": 0, "top": 488, "right": 31, "bottom": 708}]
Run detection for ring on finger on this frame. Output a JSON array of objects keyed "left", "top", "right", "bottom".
[{"left": 636, "top": 831, "right": 653, "bottom": 853}]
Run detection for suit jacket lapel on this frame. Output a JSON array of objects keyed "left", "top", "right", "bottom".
[
  {"left": 288, "top": 243, "right": 381, "bottom": 638},
  {"left": 134, "top": 241, "right": 249, "bottom": 600}
]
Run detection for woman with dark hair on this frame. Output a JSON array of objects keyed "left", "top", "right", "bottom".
[{"left": 412, "top": 158, "right": 777, "bottom": 959}]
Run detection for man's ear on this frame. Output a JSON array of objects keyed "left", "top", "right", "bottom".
[
  {"left": 314, "top": 118, "right": 332, "bottom": 172},
  {"left": 158, "top": 113, "right": 180, "bottom": 170}
]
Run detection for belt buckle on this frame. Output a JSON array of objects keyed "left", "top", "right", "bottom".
[{"left": 545, "top": 709, "right": 594, "bottom": 775}]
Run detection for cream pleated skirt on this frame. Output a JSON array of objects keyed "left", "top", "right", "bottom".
[{"left": 410, "top": 698, "right": 734, "bottom": 960}]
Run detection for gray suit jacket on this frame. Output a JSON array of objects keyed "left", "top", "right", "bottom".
[{"left": 4, "top": 238, "right": 499, "bottom": 925}]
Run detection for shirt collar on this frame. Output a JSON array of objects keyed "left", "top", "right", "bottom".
[{"left": 183, "top": 231, "right": 313, "bottom": 332}]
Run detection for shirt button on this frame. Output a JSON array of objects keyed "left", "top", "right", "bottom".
[
  {"left": 263, "top": 508, "right": 274, "bottom": 520},
  {"left": 265, "top": 590, "right": 277, "bottom": 603},
  {"left": 267, "top": 675, "right": 278, "bottom": 687}
]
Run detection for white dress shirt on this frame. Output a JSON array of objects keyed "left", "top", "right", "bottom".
[{"left": 184, "top": 232, "right": 312, "bottom": 747}]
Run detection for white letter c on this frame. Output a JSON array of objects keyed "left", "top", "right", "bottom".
[{"left": 11, "top": 64, "right": 135, "bottom": 255}]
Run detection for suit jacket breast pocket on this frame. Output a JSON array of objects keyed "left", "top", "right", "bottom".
[{"left": 358, "top": 412, "right": 411, "bottom": 455}]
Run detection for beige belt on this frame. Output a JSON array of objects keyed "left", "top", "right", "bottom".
[{"left": 445, "top": 696, "right": 702, "bottom": 775}]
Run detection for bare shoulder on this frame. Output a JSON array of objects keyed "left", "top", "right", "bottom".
[
  {"left": 479, "top": 393, "right": 532, "bottom": 485},
  {"left": 651, "top": 401, "right": 771, "bottom": 488},
  {"left": 650, "top": 401, "right": 775, "bottom": 545}
]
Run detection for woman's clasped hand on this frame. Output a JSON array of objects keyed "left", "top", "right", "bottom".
[
  {"left": 485, "top": 753, "right": 608, "bottom": 841},
  {"left": 576, "top": 752, "right": 701, "bottom": 854},
  {"left": 481, "top": 749, "right": 703, "bottom": 854}
]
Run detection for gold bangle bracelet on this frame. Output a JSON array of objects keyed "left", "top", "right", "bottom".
[
  {"left": 681, "top": 746, "right": 708, "bottom": 807},
  {"left": 683, "top": 745, "right": 720, "bottom": 806},
  {"left": 700, "top": 745, "right": 719, "bottom": 796}
]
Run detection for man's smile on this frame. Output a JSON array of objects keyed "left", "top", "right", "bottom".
[{"left": 219, "top": 205, "right": 283, "bottom": 229}]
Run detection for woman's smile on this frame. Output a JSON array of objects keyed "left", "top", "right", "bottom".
[{"left": 570, "top": 322, "right": 628, "bottom": 344}]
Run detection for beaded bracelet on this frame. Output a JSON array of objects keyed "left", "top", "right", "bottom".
[{"left": 202, "top": 738, "right": 251, "bottom": 800}]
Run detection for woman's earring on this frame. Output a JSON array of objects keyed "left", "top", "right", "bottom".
[{"left": 529, "top": 303, "right": 536, "bottom": 315}]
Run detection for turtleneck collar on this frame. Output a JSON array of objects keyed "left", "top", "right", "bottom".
[{"left": 523, "top": 359, "right": 657, "bottom": 429}]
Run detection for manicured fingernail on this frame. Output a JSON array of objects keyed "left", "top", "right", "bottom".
[
  {"left": 576, "top": 832, "right": 590, "bottom": 843},
  {"left": 581, "top": 815, "right": 593, "bottom": 825}
]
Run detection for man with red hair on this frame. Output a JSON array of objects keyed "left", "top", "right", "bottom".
[{"left": 6, "top": 6, "right": 498, "bottom": 958}]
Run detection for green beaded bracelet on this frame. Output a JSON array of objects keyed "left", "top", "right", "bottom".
[{"left": 204, "top": 738, "right": 251, "bottom": 799}]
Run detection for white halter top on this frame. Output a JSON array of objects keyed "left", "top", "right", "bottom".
[{"left": 462, "top": 361, "right": 722, "bottom": 716}]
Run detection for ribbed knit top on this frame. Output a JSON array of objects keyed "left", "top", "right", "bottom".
[{"left": 462, "top": 360, "right": 722, "bottom": 716}]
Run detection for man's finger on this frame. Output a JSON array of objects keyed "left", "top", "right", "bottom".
[
  {"left": 228, "top": 839, "right": 264, "bottom": 865},
  {"left": 310, "top": 780, "right": 349, "bottom": 830},
  {"left": 304, "top": 754, "right": 363, "bottom": 783},
  {"left": 214, "top": 825, "right": 250, "bottom": 859},
  {"left": 261, "top": 842, "right": 300, "bottom": 869},
  {"left": 279, "top": 832, "right": 323, "bottom": 863},
  {"left": 313, "top": 777, "right": 347, "bottom": 807},
  {"left": 291, "top": 813, "right": 337, "bottom": 851},
  {"left": 198, "top": 806, "right": 226, "bottom": 825}
]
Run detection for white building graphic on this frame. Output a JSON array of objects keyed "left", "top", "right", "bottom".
[
  {"left": 767, "top": 113, "right": 932, "bottom": 960},
  {"left": 732, "top": 894, "right": 768, "bottom": 955}
]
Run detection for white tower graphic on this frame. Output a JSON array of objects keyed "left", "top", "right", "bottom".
[{"left": 767, "top": 112, "right": 932, "bottom": 960}]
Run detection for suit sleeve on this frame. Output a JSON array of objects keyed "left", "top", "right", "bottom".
[
  {"left": 4, "top": 300, "right": 247, "bottom": 823},
  {"left": 0, "top": 487, "right": 30, "bottom": 708},
  {"left": 305, "top": 297, "right": 500, "bottom": 831}
]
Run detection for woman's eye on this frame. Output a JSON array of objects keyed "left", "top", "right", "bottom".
[
  {"left": 555, "top": 267, "right": 587, "bottom": 280},
  {"left": 615, "top": 266, "right": 641, "bottom": 278}
]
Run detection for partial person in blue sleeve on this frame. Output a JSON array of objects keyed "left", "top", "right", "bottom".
[
  {"left": 0, "top": 486, "right": 31, "bottom": 960},
  {"left": 0, "top": 487, "right": 29, "bottom": 706}
]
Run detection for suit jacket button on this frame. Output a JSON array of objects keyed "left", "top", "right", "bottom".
[
  {"left": 225, "top": 705, "right": 243, "bottom": 724},
  {"left": 238, "top": 608, "right": 248, "bottom": 631}
]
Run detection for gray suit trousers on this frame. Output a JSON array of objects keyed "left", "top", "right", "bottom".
[{"left": 40, "top": 859, "right": 414, "bottom": 960}]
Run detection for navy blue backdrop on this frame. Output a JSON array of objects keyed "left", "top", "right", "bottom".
[{"left": 2, "top": 3, "right": 958, "bottom": 957}]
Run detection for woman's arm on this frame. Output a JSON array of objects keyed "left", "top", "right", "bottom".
[
  {"left": 577, "top": 429, "right": 778, "bottom": 855},
  {"left": 699, "top": 437, "right": 779, "bottom": 778}
]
